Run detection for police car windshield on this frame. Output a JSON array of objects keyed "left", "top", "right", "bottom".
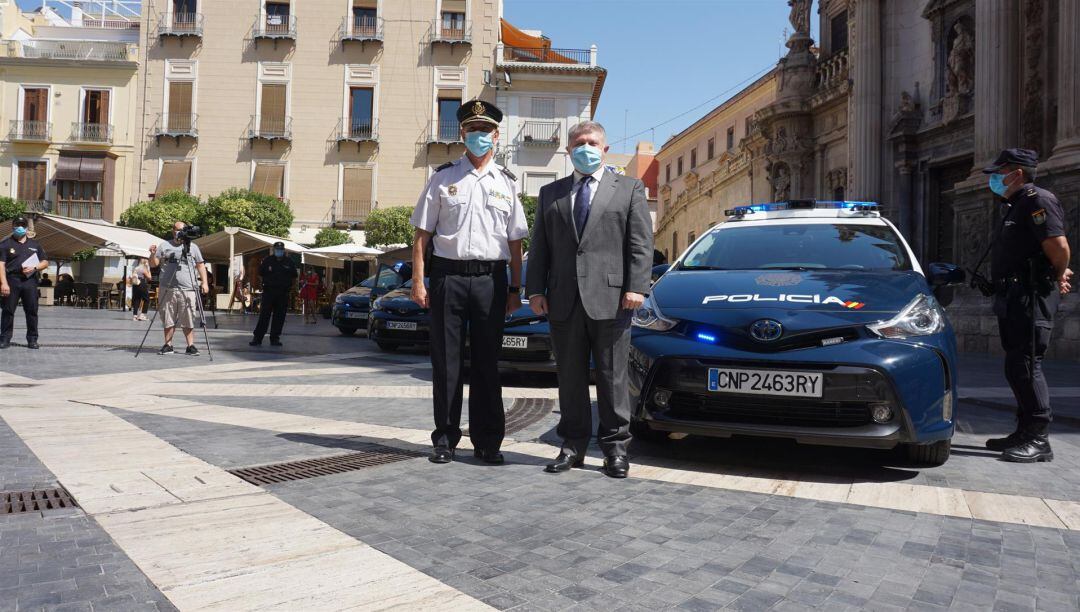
[{"left": 679, "top": 223, "right": 911, "bottom": 272}]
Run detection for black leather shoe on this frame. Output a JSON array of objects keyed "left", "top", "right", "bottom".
[
  {"left": 269, "top": 338, "right": 283, "bottom": 347},
  {"left": 429, "top": 446, "right": 454, "bottom": 464},
  {"left": 544, "top": 452, "right": 583, "bottom": 473},
  {"left": 249, "top": 338, "right": 262, "bottom": 346},
  {"left": 603, "top": 456, "right": 630, "bottom": 479},
  {"left": 1001, "top": 434, "right": 1053, "bottom": 463},
  {"left": 473, "top": 449, "right": 505, "bottom": 465},
  {"left": 986, "top": 430, "right": 1025, "bottom": 452},
  {"left": 26, "top": 341, "right": 39, "bottom": 350},
  {"left": 0, "top": 340, "right": 10, "bottom": 349}
]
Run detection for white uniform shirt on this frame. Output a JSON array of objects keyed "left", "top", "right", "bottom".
[{"left": 411, "top": 157, "right": 529, "bottom": 261}]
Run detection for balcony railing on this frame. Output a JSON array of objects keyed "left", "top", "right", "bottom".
[
  {"left": 248, "top": 115, "right": 292, "bottom": 141},
  {"left": 9, "top": 120, "right": 52, "bottom": 142},
  {"left": 71, "top": 122, "right": 113, "bottom": 143},
  {"left": 159, "top": 13, "right": 204, "bottom": 37},
  {"left": 427, "top": 119, "right": 461, "bottom": 144},
  {"left": 82, "top": 18, "right": 140, "bottom": 30},
  {"left": 520, "top": 121, "right": 560, "bottom": 146},
  {"left": 332, "top": 199, "right": 374, "bottom": 225},
  {"left": 431, "top": 19, "right": 471, "bottom": 44},
  {"left": 153, "top": 113, "right": 198, "bottom": 140},
  {"left": 816, "top": 49, "right": 849, "bottom": 91},
  {"left": 56, "top": 201, "right": 103, "bottom": 220},
  {"left": 336, "top": 118, "right": 378, "bottom": 143},
  {"left": 340, "top": 16, "right": 383, "bottom": 42},
  {"left": 19, "top": 200, "right": 52, "bottom": 214},
  {"left": 502, "top": 46, "right": 592, "bottom": 65},
  {"left": 254, "top": 14, "right": 297, "bottom": 39},
  {"left": 6, "top": 40, "right": 134, "bottom": 61}
]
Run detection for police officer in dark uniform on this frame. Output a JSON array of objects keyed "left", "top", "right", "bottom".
[
  {"left": 981, "top": 149, "right": 1073, "bottom": 462},
  {"left": 410, "top": 100, "right": 528, "bottom": 465},
  {"left": 0, "top": 217, "right": 49, "bottom": 349},
  {"left": 250, "top": 241, "right": 298, "bottom": 347}
]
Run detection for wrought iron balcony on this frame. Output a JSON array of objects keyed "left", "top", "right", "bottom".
[
  {"left": 520, "top": 121, "right": 560, "bottom": 146},
  {"left": 9, "top": 120, "right": 51, "bottom": 142},
  {"left": 20, "top": 200, "right": 52, "bottom": 214},
  {"left": 340, "top": 15, "right": 382, "bottom": 42},
  {"left": 331, "top": 199, "right": 373, "bottom": 225},
  {"left": 254, "top": 14, "right": 297, "bottom": 40},
  {"left": 153, "top": 113, "right": 198, "bottom": 142},
  {"left": 71, "top": 122, "right": 113, "bottom": 144},
  {"left": 7, "top": 40, "right": 134, "bottom": 61},
  {"left": 501, "top": 46, "right": 593, "bottom": 65},
  {"left": 159, "top": 13, "right": 204, "bottom": 37},
  {"left": 431, "top": 19, "right": 471, "bottom": 44},
  {"left": 427, "top": 119, "right": 461, "bottom": 145},
  {"left": 56, "top": 201, "right": 103, "bottom": 220},
  {"left": 335, "top": 118, "right": 378, "bottom": 149},
  {"left": 247, "top": 115, "right": 292, "bottom": 141}
]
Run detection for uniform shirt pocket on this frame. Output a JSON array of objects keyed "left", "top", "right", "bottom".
[{"left": 438, "top": 195, "right": 468, "bottom": 228}]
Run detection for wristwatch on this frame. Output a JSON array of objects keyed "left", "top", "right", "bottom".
[{"left": 508, "top": 286, "right": 520, "bottom": 294}]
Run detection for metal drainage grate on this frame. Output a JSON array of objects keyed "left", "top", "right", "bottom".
[
  {"left": 1, "top": 383, "right": 40, "bottom": 389},
  {"left": 229, "top": 445, "right": 425, "bottom": 486},
  {"left": 465, "top": 398, "right": 555, "bottom": 437},
  {"left": 2, "top": 487, "right": 79, "bottom": 514}
]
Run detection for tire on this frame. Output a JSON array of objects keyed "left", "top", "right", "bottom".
[
  {"left": 376, "top": 341, "right": 399, "bottom": 352},
  {"left": 630, "top": 418, "right": 669, "bottom": 444},
  {"left": 904, "top": 439, "right": 951, "bottom": 466},
  {"left": 337, "top": 327, "right": 356, "bottom": 336}
]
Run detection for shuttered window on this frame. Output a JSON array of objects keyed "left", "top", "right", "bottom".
[
  {"left": 525, "top": 173, "right": 556, "bottom": 196},
  {"left": 168, "top": 82, "right": 193, "bottom": 131},
  {"left": 252, "top": 163, "right": 285, "bottom": 198},
  {"left": 22, "top": 88, "right": 48, "bottom": 122},
  {"left": 156, "top": 161, "right": 192, "bottom": 195},
  {"left": 341, "top": 166, "right": 373, "bottom": 222},
  {"left": 83, "top": 89, "right": 110, "bottom": 124},
  {"left": 260, "top": 83, "right": 287, "bottom": 134},
  {"left": 531, "top": 97, "right": 556, "bottom": 119},
  {"left": 17, "top": 161, "right": 48, "bottom": 202}
]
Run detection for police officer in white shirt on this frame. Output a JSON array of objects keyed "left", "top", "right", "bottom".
[{"left": 410, "top": 99, "right": 528, "bottom": 465}]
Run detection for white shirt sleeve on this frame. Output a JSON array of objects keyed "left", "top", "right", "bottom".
[
  {"left": 410, "top": 175, "right": 442, "bottom": 233},
  {"left": 507, "top": 181, "right": 529, "bottom": 241}
]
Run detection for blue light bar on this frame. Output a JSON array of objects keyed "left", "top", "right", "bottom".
[
  {"left": 696, "top": 332, "right": 717, "bottom": 343},
  {"left": 724, "top": 200, "right": 880, "bottom": 217}
]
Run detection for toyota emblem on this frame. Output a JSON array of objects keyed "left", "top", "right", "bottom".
[{"left": 749, "top": 319, "right": 783, "bottom": 342}]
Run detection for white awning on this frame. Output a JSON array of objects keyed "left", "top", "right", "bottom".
[
  {"left": 0, "top": 214, "right": 160, "bottom": 259},
  {"left": 194, "top": 227, "right": 310, "bottom": 263},
  {"left": 305, "top": 243, "right": 383, "bottom": 260}
]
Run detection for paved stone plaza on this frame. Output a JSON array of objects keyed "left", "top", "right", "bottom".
[{"left": 2, "top": 308, "right": 1080, "bottom": 611}]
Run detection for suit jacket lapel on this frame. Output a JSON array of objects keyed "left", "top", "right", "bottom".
[
  {"left": 554, "top": 176, "right": 577, "bottom": 243},
  {"left": 580, "top": 171, "right": 616, "bottom": 245}
]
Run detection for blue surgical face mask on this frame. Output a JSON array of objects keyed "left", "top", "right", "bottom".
[
  {"left": 989, "top": 173, "right": 1009, "bottom": 197},
  {"left": 571, "top": 144, "right": 604, "bottom": 175},
  {"left": 13, "top": 227, "right": 27, "bottom": 239},
  {"left": 463, "top": 131, "right": 494, "bottom": 157},
  {"left": 274, "top": 249, "right": 285, "bottom": 258}
]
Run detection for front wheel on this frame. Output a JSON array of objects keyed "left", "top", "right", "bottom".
[{"left": 904, "top": 439, "right": 951, "bottom": 466}]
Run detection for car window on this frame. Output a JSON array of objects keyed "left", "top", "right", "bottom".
[
  {"left": 680, "top": 223, "right": 911, "bottom": 271},
  {"left": 358, "top": 275, "right": 375, "bottom": 289},
  {"left": 375, "top": 267, "right": 402, "bottom": 289}
]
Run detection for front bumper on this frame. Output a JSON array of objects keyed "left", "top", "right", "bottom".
[
  {"left": 369, "top": 312, "right": 431, "bottom": 345},
  {"left": 497, "top": 332, "right": 557, "bottom": 372},
  {"left": 332, "top": 304, "right": 370, "bottom": 329}
]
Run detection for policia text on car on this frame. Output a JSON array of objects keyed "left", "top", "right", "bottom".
[{"left": 976, "top": 148, "right": 1074, "bottom": 463}]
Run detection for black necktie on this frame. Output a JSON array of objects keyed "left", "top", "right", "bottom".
[{"left": 574, "top": 177, "right": 592, "bottom": 239}]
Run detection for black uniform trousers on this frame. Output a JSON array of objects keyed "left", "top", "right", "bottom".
[
  {"left": 429, "top": 262, "right": 508, "bottom": 451},
  {"left": 253, "top": 288, "right": 289, "bottom": 341},
  {"left": 996, "top": 286, "right": 1060, "bottom": 436},
  {"left": 1, "top": 276, "right": 39, "bottom": 343}
]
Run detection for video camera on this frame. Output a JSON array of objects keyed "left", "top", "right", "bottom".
[{"left": 179, "top": 225, "right": 203, "bottom": 241}]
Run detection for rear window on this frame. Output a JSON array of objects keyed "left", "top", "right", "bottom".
[{"left": 679, "top": 223, "right": 911, "bottom": 272}]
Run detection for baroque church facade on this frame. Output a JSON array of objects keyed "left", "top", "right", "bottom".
[{"left": 655, "top": 0, "right": 1080, "bottom": 358}]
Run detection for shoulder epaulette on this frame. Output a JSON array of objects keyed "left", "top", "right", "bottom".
[
  {"left": 499, "top": 166, "right": 517, "bottom": 182},
  {"left": 434, "top": 162, "right": 454, "bottom": 173}
]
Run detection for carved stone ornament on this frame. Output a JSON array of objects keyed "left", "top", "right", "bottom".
[
  {"left": 770, "top": 163, "right": 792, "bottom": 201},
  {"left": 787, "top": 0, "right": 811, "bottom": 35},
  {"left": 942, "top": 19, "right": 974, "bottom": 123}
]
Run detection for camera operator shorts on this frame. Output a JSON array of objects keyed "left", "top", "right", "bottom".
[{"left": 159, "top": 288, "right": 198, "bottom": 329}]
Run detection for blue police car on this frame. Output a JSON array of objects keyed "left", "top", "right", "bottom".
[
  {"left": 630, "top": 200, "right": 964, "bottom": 465},
  {"left": 331, "top": 262, "right": 410, "bottom": 336},
  {"left": 367, "top": 278, "right": 431, "bottom": 351}
]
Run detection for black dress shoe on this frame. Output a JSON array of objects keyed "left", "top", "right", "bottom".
[
  {"left": 0, "top": 340, "right": 10, "bottom": 349},
  {"left": 249, "top": 338, "right": 262, "bottom": 346},
  {"left": 429, "top": 447, "right": 454, "bottom": 464},
  {"left": 603, "top": 455, "right": 630, "bottom": 479},
  {"left": 1001, "top": 434, "right": 1053, "bottom": 463},
  {"left": 473, "top": 449, "right": 505, "bottom": 465},
  {"left": 269, "top": 338, "right": 283, "bottom": 347},
  {"left": 986, "top": 430, "right": 1025, "bottom": 452},
  {"left": 26, "top": 341, "right": 39, "bottom": 350},
  {"left": 544, "top": 452, "right": 583, "bottom": 473}
]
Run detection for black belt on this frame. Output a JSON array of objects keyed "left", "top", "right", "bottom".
[{"left": 430, "top": 256, "right": 506, "bottom": 276}]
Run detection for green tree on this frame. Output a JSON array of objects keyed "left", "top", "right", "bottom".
[
  {"left": 364, "top": 206, "right": 415, "bottom": 248},
  {"left": 70, "top": 247, "right": 97, "bottom": 262},
  {"left": 199, "top": 189, "right": 294, "bottom": 237},
  {"left": 0, "top": 197, "right": 24, "bottom": 223},
  {"left": 313, "top": 227, "right": 352, "bottom": 248},
  {"left": 520, "top": 194, "right": 537, "bottom": 252},
  {"left": 118, "top": 191, "right": 200, "bottom": 238}
]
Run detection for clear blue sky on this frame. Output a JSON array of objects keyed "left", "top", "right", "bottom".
[{"left": 504, "top": 0, "right": 813, "bottom": 153}]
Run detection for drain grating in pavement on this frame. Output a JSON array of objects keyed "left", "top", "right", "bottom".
[
  {"left": 2, "top": 487, "right": 79, "bottom": 514},
  {"left": 465, "top": 398, "right": 555, "bottom": 437},
  {"left": 229, "top": 445, "right": 425, "bottom": 486}
]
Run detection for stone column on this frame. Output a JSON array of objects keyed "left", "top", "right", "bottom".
[
  {"left": 972, "top": 0, "right": 1020, "bottom": 173},
  {"left": 849, "top": 0, "right": 882, "bottom": 200},
  {"left": 1045, "top": 0, "right": 1080, "bottom": 169}
]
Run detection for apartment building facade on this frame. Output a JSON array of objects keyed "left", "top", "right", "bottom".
[
  {"left": 136, "top": 0, "right": 506, "bottom": 234},
  {"left": 0, "top": 0, "right": 141, "bottom": 221}
]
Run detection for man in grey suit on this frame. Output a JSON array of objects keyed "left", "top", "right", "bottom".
[{"left": 526, "top": 121, "right": 654, "bottom": 478}]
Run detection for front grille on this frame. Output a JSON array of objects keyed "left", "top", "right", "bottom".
[{"left": 666, "top": 392, "right": 872, "bottom": 428}]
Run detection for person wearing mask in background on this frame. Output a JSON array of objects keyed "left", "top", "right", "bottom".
[
  {"left": 300, "top": 268, "right": 320, "bottom": 324},
  {"left": 250, "top": 241, "right": 297, "bottom": 347},
  {"left": 0, "top": 217, "right": 49, "bottom": 349},
  {"left": 130, "top": 258, "right": 152, "bottom": 321}
]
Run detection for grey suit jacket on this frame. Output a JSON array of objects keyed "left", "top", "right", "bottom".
[{"left": 526, "top": 171, "right": 654, "bottom": 321}]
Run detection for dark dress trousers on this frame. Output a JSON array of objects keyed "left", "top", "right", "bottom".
[{"left": 526, "top": 171, "right": 653, "bottom": 456}]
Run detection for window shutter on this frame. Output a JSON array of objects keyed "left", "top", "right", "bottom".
[
  {"left": 168, "top": 82, "right": 193, "bottom": 131},
  {"left": 156, "top": 161, "right": 191, "bottom": 194},
  {"left": 437, "top": 89, "right": 462, "bottom": 101},
  {"left": 18, "top": 162, "right": 47, "bottom": 201},
  {"left": 261, "top": 84, "right": 286, "bottom": 121},
  {"left": 98, "top": 90, "right": 110, "bottom": 124},
  {"left": 342, "top": 166, "right": 373, "bottom": 202},
  {"left": 23, "top": 88, "right": 47, "bottom": 122},
  {"left": 252, "top": 164, "right": 284, "bottom": 198}
]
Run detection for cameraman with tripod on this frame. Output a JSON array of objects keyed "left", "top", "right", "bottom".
[{"left": 149, "top": 221, "right": 209, "bottom": 356}]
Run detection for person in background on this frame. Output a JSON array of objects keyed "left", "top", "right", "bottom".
[
  {"left": 38, "top": 273, "right": 53, "bottom": 287},
  {"left": 130, "top": 258, "right": 151, "bottom": 321},
  {"left": 250, "top": 241, "right": 297, "bottom": 347},
  {"left": 1, "top": 217, "right": 50, "bottom": 349},
  {"left": 300, "top": 268, "right": 320, "bottom": 324}
]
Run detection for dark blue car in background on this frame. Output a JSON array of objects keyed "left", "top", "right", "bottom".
[
  {"left": 332, "top": 262, "right": 410, "bottom": 336},
  {"left": 630, "top": 201, "right": 964, "bottom": 465},
  {"left": 367, "top": 278, "right": 430, "bottom": 351}
]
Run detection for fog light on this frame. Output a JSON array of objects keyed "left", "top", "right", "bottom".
[
  {"left": 870, "top": 403, "right": 893, "bottom": 424},
  {"left": 942, "top": 390, "right": 953, "bottom": 422},
  {"left": 653, "top": 389, "right": 671, "bottom": 408}
]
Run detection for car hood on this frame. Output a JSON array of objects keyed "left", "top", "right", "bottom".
[
  {"left": 338, "top": 286, "right": 373, "bottom": 304},
  {"left": 654, "top": 269, "right": 927, "bottom": 329},
  {"left": 505, "top": 304, "right": 549, "bottom": 333},
  {"left": 376, "top": 286, "right": 426, "bottom": 312}
]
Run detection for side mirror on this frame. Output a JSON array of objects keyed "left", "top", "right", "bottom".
[
  {"left": 927, "top": 262, "right": 965, "bottom": 288},
  {"left": 651, "top": 264, "right": 671, "bottom": 283}
]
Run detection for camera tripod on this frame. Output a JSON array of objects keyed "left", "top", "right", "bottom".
[{"left": 135, "top": 240, "right": 217, "bottom": 360}]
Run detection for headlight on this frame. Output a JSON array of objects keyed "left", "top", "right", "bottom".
[
  {"left": 372, "top": 298, "right": 384, "bottom": 311},
  {"left": 334, "top": 295, "right": 345, "bottom": 304},
  {"left": 632, "top": 295, "right": 678, "bottom": 331},
  {"left": 867, "top": 294, "right": 946, "bottom": 338}
]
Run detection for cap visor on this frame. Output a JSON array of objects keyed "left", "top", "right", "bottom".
[
  {"left": 981, "top": 163, "right": 1004, "bottom": 174},
  {"left": 461, "top": 118, "right": 499, "bottom": 128}
]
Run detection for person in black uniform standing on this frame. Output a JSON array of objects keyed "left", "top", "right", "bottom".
[
  {"left": 250, "top": 241, "right": 297, "bottom": 347},
  {"left": 0, "top": 217, "right": 50, "bottom": 349},
  {"left": 981, "top": 149, "right": 1073, "bottom": 462}
]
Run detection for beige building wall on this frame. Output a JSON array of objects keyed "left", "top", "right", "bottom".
[
  {"left": 654, "top": 71, "right": 776, "bottom": 262},
  {"left": 137, "top": 0, "right": 501, "bottom": 233}
]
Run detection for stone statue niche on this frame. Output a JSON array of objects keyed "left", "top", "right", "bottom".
[
  {"left": 943, "top": 17, "right": 974, "bottom": 122},
  {"left": 771, "top": 163, "right": 792, "bottom": 201}
]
